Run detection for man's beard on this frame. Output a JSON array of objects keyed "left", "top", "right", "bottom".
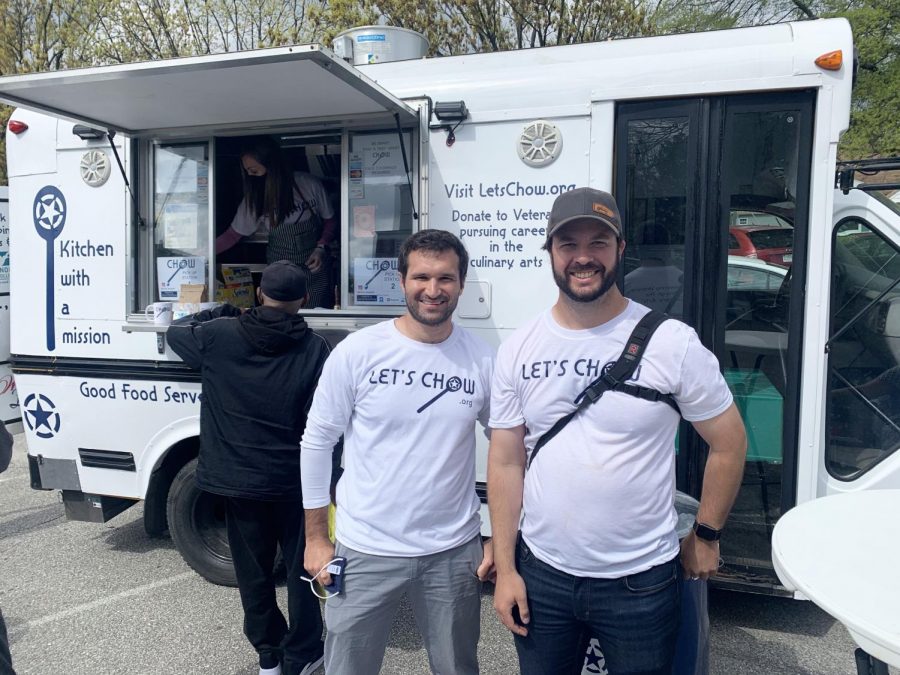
[
  {"left": 406, "top": 292, "right": 458, "bottom": 326},
  {"left": 553, "top": 255, "right": 620, "bottom": 303}
]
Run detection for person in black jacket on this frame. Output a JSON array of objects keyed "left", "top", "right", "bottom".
[
  {"left": 0, "top": 422, "right": 16, "bottom": 675},
  {"left": 167, "top": 261, "right": 329, "bottom": 675}
]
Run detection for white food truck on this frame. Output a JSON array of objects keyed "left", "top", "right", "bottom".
[{"left": 1, "top": 18, "right": 898, "bottom": 593}]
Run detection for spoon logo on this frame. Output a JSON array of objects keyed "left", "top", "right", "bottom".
[
  {"left": 33, "top": 186, "right": 67, "bottom": 351},
  {"left": 34, "top": 187, "right": 66, "bottom": 233},
  {"left": 416, "top": 376, "right": 463, "bottom": 414}
]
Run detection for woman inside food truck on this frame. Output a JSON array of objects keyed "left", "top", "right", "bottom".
[{"left": 215, "top": 136, "right": 338, "bottom": 308}]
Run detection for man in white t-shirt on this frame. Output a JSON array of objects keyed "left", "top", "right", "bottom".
[
  {"left": 301, "top": 230, "right": 495, "bottom": 675},
  {"left": 488, "top": 188, "right": 746, "bottom": 675}
]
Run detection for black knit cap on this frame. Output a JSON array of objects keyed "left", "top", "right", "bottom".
[{"left": 259, "top": 260, "right": 307, "bottom": 301}]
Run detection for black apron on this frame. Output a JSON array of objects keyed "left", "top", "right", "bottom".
[
  {"left": 265, "top": 181, "right": 321, "bottom": 265},
  {"left": 265, "top": 180, "right": 332, "bottom": 308}
]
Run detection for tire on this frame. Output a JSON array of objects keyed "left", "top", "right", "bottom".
[{"left": 166, "top": 458, "right": 238, "bottom": 587}]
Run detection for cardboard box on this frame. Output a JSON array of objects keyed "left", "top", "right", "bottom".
[
  {"left": 216, "top": 266, "right": 255, "bottom": 309},
  {"left": 178, "top": 283, "right": 208, "bottom": 303},
  {"left": 221, "top": 265, "right": 253, "bottom": 286}
]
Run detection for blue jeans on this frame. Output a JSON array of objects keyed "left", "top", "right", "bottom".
[{"left": 514, "top": 537, "right": 681, "bottom": 675}]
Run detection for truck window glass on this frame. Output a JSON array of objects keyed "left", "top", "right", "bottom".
[
  {"left": 719, "top": 105, "right": 803, "bottom": 570},
  {"left": 153, "top": 143, "right": 210, "bottom": 302},
  {"left": 827, "top": 219, "right": 900, "bottom": 479},
  {"left": 621, "top": 116, "right": 689, "bottom": 320},
  {"left": 347, "top": 131, "right": 414, "bottom": 308}
]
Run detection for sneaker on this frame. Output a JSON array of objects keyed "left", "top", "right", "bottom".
[
  {"left": 298, "top": 654, "right": 325, "bottom": 675},
  {"left": 259, "top": 652, "right": 282, "bottom": 675}
]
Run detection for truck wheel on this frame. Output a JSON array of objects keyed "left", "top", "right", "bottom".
[{"left": 166, "top": 458, "right": 238, "bottom": 587}]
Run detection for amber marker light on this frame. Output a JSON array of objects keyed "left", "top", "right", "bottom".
[
  {"left": 815, "top": 50, "right": 843, "bottom": 71},
  {"left": 7, "top": 119, "right": 28, "bottom": 134}
]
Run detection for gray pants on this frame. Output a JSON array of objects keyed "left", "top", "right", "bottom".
[{"left": 324, "top": 536, "right": 482, "bottom": 675}]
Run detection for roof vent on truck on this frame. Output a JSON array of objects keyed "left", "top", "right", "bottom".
[{"left": 332, "top": 26, "right": 429, "bottom": 65}]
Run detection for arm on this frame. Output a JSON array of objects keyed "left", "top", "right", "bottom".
[
  {"left": 166, "top": 304, "right": 241, "bottom": 369},
  {"left": 166, "top": 318, "right": 207, "bottom": 369},
  {"left": 301, "top": 415, "right": 341, "bottom": 585},
  {"left": 303, "top": 505, "right": 333, "bottom": 585},
  {"left": 681, "top": 403, "right": 747, "bottom": 579},
  {"left": 305, "top": 216, "right": 338, "bottom": 274},
  {"left": 218, "top": 197, "right": 260, "bottom": 254},
  {"left": 487, "top": 424, "right": 530, "bottom": 636},
  {"left": 305, "top": 175, "right": 336, "bottom": 273},
  {"left": 215, "top": 226, "right": 245, "bottom": 254},
  {"left": 318, "top": 217, "right": 337, "bottom": 248},
  {"left": 301, "top": 343, "right": 353, "bottom": 585},
  {"left": 474, "top": 355, "right": 495, "bottom": 581},
  {"left": 191, "top": 303, "right": 242, "bottom": 324}
]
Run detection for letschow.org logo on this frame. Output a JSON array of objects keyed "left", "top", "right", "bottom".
[
  {"left": 23, "top": 393, "right": 61, "bottom": 439},
  {"left": 33, "top": 185, "right": 67, "bottom": 351}
]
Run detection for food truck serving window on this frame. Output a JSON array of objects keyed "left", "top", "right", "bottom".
[
  {"left": 132, "top": 124, "right": 423, "bottom": 316},
  {"left": 347, "top": 131, "right": 415, "bottom": 308}
]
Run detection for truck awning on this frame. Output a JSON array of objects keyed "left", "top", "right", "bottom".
[{"left": 0, "top": 45, "right": 418, "bottom": 136}]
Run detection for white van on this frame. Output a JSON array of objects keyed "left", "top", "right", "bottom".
[{"left": 2, "top": 18, "right": 898, "bottom": 594}]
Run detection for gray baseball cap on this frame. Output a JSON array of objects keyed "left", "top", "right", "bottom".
[{"left": 545, "top": 188, "right": 623, "bottom": 246}]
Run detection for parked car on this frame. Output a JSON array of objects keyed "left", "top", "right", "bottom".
[
  {"left": 729, "top": 225, "right": 794, "bottom": 267},
  {"left": 727, "top": 255, "right": 788, "bottom": 291},
  {"left": 725, "top": 256, "right": 789, "bottom": 332}
]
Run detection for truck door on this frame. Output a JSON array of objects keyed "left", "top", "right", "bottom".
[
  {"left": 826, "top": 188, "right": 900, "bottom": 489},
  {"left": 615, "top": 91, "right": 814, "bottom": 588}
]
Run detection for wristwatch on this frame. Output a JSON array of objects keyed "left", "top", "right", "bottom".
[{"left": 692, "top": 521, "right": 722, "bottom": 542}]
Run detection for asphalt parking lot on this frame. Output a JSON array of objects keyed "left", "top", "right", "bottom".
[{"left": 1, "top": 433, "right": 896, "bottom": 675}]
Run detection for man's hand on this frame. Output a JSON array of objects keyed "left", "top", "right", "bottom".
[
  {"left": 680, "top": 531, "right": 720, "bottom": 580},
  {"left": 306, "top": 247, "right": 325, "bottom": 274},
  {"left": 477, "top": 538, "right": 496, "bottom": 582},
  {"left": 493, "top": 571, "right": 530, "bottom": 636},
  {"left": 305, "top": 536, "right": 336, "bottom": 587}
]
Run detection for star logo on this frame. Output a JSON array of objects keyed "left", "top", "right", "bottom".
[
  {"left": 582, "top": 638, "right": 608, "bottom": 674},
  {"left": 23, "top": 393, "right": 61, "bottom": 439},
  {"left": 33, "top": 185, "right": 67, "bottom": 235}
]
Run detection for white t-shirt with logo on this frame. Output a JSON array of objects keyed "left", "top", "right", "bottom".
[
  {"left": 301, "top": 319, "right": 494, "bottom": 557},
  {"left": 490, "top": 300, "right": 732, "bottom": 578},
  {"left": 230, "top": 172, "right": 334, "bottom": 237}
]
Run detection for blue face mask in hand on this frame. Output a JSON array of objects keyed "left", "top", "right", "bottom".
[{"left": 301, "top": 557, "right": 347, "bottom": 599}]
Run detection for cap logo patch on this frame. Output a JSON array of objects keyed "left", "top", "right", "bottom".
[{"left": 593, "top": 203, "right": 615, "bottom": 219}]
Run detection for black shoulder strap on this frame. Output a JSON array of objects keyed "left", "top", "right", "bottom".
[
  {"left": 526, "top": 310, "right": 676, "bottom": 470},
  {"left": 574, "top": 310, "right": 668, "bottom": 407}
]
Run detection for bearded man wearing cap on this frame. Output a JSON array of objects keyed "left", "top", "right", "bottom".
[
  {"left": 487, "top": 188, "right": 746, "bottom": 674},
  {"left": 167, "top": 260, "right": 330, "bottom": 675}
]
